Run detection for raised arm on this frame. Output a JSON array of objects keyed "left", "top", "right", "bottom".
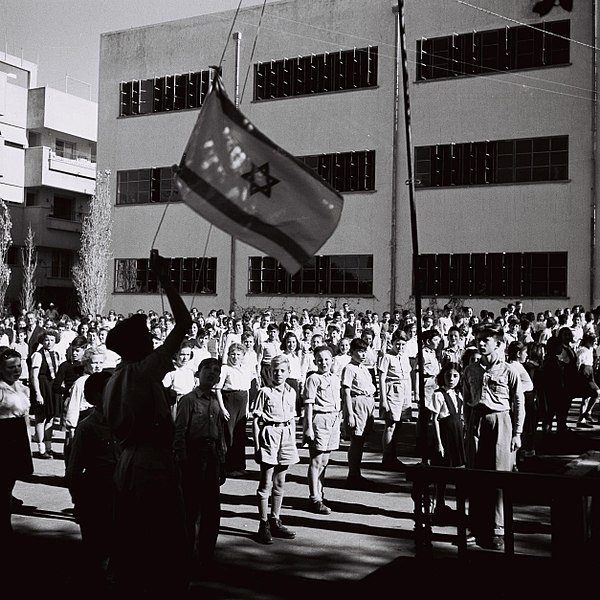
[{"left": 150, "top": 251, "right": 192, "bottom": 356}]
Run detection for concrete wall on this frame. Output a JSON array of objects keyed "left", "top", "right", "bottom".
[{"left": 99, "top": 0, "right": 397, "bottom": 315}]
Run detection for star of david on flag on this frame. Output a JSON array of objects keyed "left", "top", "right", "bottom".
[{"left": 175, "top": 73, "right": 344, "bottom": 274}]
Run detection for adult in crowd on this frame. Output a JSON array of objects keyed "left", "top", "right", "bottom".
[
  {"left": 103, "top": 251, "right": 192, "bottom": 596},
  {"left": 0, "top": 348, "right": 33, "bottom": 542}
]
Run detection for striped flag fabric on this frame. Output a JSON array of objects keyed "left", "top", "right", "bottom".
[{"left": 175, "top": 73, "right": 344, "bottom": 275}]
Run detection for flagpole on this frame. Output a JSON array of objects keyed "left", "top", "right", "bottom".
[
  {"left": 229, "top": 31, "right": 242, "bottom": 313},
  {"left": 397, "top": 0, "right": 427, "bottom": 462}
]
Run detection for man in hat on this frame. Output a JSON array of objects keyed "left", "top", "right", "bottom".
[{"left": 104, "top": 251, "right": 192, "bottom": 595}]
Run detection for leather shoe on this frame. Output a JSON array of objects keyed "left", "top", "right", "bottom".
[{"left": 269, "top": 517, "right": 296, "bottom": 539}]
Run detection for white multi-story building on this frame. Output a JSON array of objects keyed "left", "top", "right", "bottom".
[
  {"left": 0, "top": 52, "right": 97, "bottom": 314},
  {"left": 97, "top": 0, "right": 599, "bottom": 316}
]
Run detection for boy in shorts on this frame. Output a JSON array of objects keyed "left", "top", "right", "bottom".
[
  {"left": 304, "top": 346, "right": 342, "bottom": 514},
  {"left": 342, "top": 338, "right": 377, "bottom": 489},
  {"left": 252, "top": 355, "right": 299, "bottom": 544}
]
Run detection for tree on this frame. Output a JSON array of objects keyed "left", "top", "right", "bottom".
[
  {"left": 72, "top": 170, "right": 113, "bottom": 316},
  {"left": 0, "top": 199, "right": 13, "bottom": 313},
  {"left": 19, "top": 223, "right": 37, "bottom": 314}
]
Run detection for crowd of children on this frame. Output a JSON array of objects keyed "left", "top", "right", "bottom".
[{"left": 4, "top": 296, "right": 600, "bottom": 575}]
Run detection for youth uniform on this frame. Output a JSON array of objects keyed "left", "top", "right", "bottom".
[
  {"left": 253, "top": 383, "right": 299, "bottom": 466},
  {"left": 378, "top": 351, "right": 412, "bottom": 422},
  {"left": 341, "top": 362, "right": 376, "bottom": 436},
  {"left": 304, "top": 371, "right": 342, "bottom": 452}
]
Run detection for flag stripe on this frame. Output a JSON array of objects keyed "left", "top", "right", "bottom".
[{"left": 178, "top": 163, "right": 312, "bottom": 267}]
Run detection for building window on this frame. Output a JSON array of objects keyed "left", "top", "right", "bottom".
[
  {"left": 416, "top": 19, "right": 570, "bottom": 80},
  {"left": 55, "top": 139, "right": 77, "bottom": 160},
  {"left": 116, "top": 167, "right": 179, "bottom": 205},
  {"left": 297, "top": 150, "right": 375, "bottom": 192},
  {"left": 417, "top": 252, "right": 567, "bottom": 297},
  {"left": 415, "top": 135, "right": 567, "bottom": 187},
  {"left": 119, "top": 69, "right": 214, "bottom": 117},
  {"left": 51, "top": 250, "right": 73, "bottom": 279},
  {"left": 254, "top": 46, "right": 377, "bottom": 101},
  {"left": 248, "top": 255, "right": 373, "bottom": 295},
  {"left": 114, "top": 257, "right": 217, "bottom": 294}
]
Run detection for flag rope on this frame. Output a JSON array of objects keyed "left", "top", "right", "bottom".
[{"left": 240, "top": 0, "right": 268, "bottom": 103}]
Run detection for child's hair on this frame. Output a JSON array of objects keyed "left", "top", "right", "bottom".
[
  {"left": 83, "top": 347, "right": 106, "bottom": 365},
  {"left": 545, "top": 317, "right": 557, "bottom": 329},
  {"left": 475, "top": 323, "right": 504, "bottom": 342},
  {"left": 271, "top": 354, "right": 290, "bottom": 370},
  {"left": 241, "top": 331, "right": 254, "bottom": 341},
  {"left": 447, "top": 325, "right": 461, "bottom": 337},
  {"left": 361, "top": 327, "right": 374, "bottom": 339},
  {"left": 198, "top": 357, "right": 221, "bottom": 374},
  {"left": 526, "top": 342, "right": 545, "bottom": 364},
  {"left": 461, "top": 346, "right": 480, "bottom": 368},
  {"left": 267, "top": 323, "right": 279, "bottom": 333},
  {"left": 228, "top": 342, "right": 246, "bottom": 355},
  {"left": 38, "top": 329, "right": 60, "bottom": 344},
  {"left": 581, "top": 332, "right": 596, "bottom": 347},
  {"left": 311, "top": 333, "right": 323, "bottom": 344},
  {"left": 196, "top": 327, "right": 207, "bottom": 338},
  {"left": 302, "top": 324, "right": 313, "bottom": 332},
  {"left": 422, "top": 329, "right": 442, "bottom": 344},
  {"left": 391, "top": 330, "right": 409, "bottom": 342},
  {"left": 437, "top": 361, "right": 462, "bottom": 387},
  {"left": 350, "top": 338, "right": 368, "bottom": 353},
  {"left": 84, "top": 371, "right": 112, "bottom": 407},
  {"left": 313, "top": 345, "right": 333, "bottom": 360},
  {"left": 280, "top": 331, "right": 299, "bottom": 352},
  {"left": 506, "top": 341, "right": 526, "bottom": 362},
  {"left": 70, "top": 335, "right": 88, "bottom": 350}
]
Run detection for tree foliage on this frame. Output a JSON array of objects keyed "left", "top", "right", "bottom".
[
  {"left": 19, "top": 223, "right": 37, "bottom": 314},
  {"left": 72, "top": 170, "right": 113, "bottom": 316},
  {"left": 0, "top": 200, "right": 13, "bottom": 312}
]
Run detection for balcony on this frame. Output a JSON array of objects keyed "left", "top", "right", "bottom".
[
  {"left": 25, "top": 146, "right": 96, "bottom": 194},
  {"left": 15, "top": 205, "right": 82, "bottom": 249}
]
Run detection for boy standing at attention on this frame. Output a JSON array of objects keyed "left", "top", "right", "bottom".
[
  {"left": 253, "top": 355, "right": 299, "bottom": 544},
  {"left": 342, "top": 338, "right": 377, "bottom": 489},
  {"left": 304, "top": 346, "right": 342, "bottom": 515},
  {"left": 463, "top": 323, "right": 524, "bottom": 551}
]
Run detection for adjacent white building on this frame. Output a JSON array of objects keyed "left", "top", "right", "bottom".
[
  {"left": 97, "top": 0, "right": 599, "bottom": 316},
  {"left": 0, "top": 52, "right": 97, "bottom": 313}
]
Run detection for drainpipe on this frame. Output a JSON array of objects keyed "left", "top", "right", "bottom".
[
  {"left": 591, "top": 4, "right": 598, "bottom": 308},
  {"left": 391, "top": 6, "right": 401, "bottom": 312},
  {"left": 230, "top": 31, "right": 242, "bottom": 313}
]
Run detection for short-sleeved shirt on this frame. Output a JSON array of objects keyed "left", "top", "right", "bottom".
[
  {"left": 215, "top": 364, "right": 251, "bottom": 391},
  {"left": 304, "top": 372, "right": 341, "bottom": 412},
  {"left": 341, "top": 362, "right": 376, "bottom": 397},
  {"left": 463, "top": 354, "right": 525, "bottom": 434},
  {"left": 426, "top": 388, "right": 462, "bottom": 420},
  {"left": 253, "top": 384, "right": 297, "bottom": 423},
  {"left": 378, "top": 352, "right": 411, "bottom": 382}
]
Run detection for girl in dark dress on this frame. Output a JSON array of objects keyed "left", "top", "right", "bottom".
[
  {"left": 29, "top": 330, "right": 61, "bottom": 458},
  {"left": 427, "top": 361, "right": 465, "bottom": 524}
]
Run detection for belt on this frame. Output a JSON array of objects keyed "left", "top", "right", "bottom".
[
  {"left": 262, "top": 419, "right": 293, "bottom": 427},
  {"left": 350, "top": 392, "right": 373, "bottom": 398},
  {"left": 313, "top": 410, "right": 338, "bottom": 415}
]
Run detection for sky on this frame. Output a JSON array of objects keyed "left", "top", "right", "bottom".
[{"left": 1, "top": 0, "right": 270, "bottom": 100}]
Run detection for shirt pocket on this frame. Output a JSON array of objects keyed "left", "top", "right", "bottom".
[{"left": 487, "top": 372, "right": 509, "bottom": 398}]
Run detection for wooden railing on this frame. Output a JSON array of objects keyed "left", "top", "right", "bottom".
[{"left": 405, "top": 453, "right": 600, "bottom": 559}]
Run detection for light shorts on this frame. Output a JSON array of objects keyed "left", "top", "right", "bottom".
[
  {"left": 311, "top": 411, "right": 342, "bottom": 453},
  {"left": 256, "top": 422, "right": 300, "bottom": 466},
  {"left": 380, "top": 380, "right": 412, "bottom": 422},
  {"left": 346, "top": 394, "right": 375, "bottom": 436}
]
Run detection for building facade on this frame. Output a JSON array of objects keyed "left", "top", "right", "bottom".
[
  {"left": 0, "top": 52, "right": 97, "bottom": 314},
  {"left": 98, "top": 0, "right": 599, "bottom": 316}
]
